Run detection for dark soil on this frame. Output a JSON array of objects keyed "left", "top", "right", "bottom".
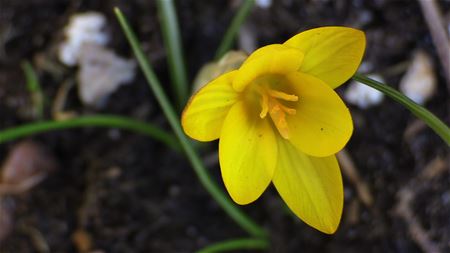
[{"left": 0, "top": 0, "right": 449, "bottom": 252}]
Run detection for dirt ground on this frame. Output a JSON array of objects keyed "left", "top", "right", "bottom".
[{"left": 0, "top": 0, "right": 449, "bottom": 252}]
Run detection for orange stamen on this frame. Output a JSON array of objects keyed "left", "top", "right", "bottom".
[
  {"left": 258, "top": 86, "right": 298, "bottom": 139},
  {"left": 267, "top": 89, "right": 298, "bottom": 101}
]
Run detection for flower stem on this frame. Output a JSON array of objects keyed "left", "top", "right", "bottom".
[
  {"left": 114, "top": 8, "right": 267, "bottom": 239},
  {"left": 156, "top": 0, "right": 189, "bottom": 109},
  {"left": 196, "top": 238, "right": 269, "bottom": 253},
  {"left": 0, "top": 115, "right": 179, "bottom": 150},
  {"left": 353, "top": 73, "right": 450, "bottom": 145},
  {"left": 215, "top": 0, "right": 255, "bottom": 60}
]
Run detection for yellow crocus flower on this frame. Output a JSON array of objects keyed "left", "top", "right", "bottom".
[{"left": 182, "top": 27, "right": 366, "bottom": 234}]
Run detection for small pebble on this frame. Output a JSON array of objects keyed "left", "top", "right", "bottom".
[
  {"left": 399, "top": 50, "right": 436, "bottom": 105},
  {"left": 256, "top": 0, "right": 272, "bottom": 9},
  {"left": 105, "top": 167, "right": 122, "bottom": 179},
  {"left": 344, "top": 74, "right": 385, "bottom": 109}
]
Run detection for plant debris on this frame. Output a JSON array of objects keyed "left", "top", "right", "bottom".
[
  {"left": 77, "top": 43, "right": 136, "bottom": 107},
  {"left": 0, "top": 141, "right": 57, "bottom": 195}
]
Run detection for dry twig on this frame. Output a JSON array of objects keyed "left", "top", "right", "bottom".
[
  {"left": 394, "top": 156, "right": 448, "bottom": 253},
  {"left": 417, "top": 0, "right": 450, "bottom": 90},
  {"left": 337, "top": 149, "right": 374, "bottom": 207}
]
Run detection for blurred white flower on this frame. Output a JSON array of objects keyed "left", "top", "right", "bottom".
[{"left": 58, "top": 12, "right": 109, "bottom": 66}]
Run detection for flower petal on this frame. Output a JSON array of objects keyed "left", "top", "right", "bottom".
[
  {"left": 219, "top": 101, "right": 277, "bottom": 205},
  {"left": 284, "top": 26, "right": 366, "bottom": 88},
  {"left": 286, "top": 72, "right": 353, "bottom": 157},
  {"left": 232, "top": 44, "right": 304, "bottom": 92},
  {"left": 273, "top": 138, "right": 343, "bottom": 234},
  {"left": 182, "top": 71, "right": 239, "bottom": 141}
]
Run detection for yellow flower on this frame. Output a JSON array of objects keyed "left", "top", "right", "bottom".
[{"left": 182, "top": 27, "right": 366, "bottom": 234}]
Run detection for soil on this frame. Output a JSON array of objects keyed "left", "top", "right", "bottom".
[{"left": 0, "top": 0, "right": 449, "bottom": 252}]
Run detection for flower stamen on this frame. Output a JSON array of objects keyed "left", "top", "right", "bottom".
[
  {"left": 267, "top": 89, "right": 298, "bottom": 101},
  {"left": 259, "top": 91, "right": 269, "bottom": 118},
  {"left": 258, "top": 87, "right": 298, "bottom": 139}
]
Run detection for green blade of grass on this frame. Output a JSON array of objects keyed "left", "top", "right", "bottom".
[
  {"left": 156, "top": 0, "right": 189, "bottom": 108},
  {"left": 196, "top": 238, "right": 269, "bottom": 253},
  {"left": 215, "top": 0, "right": 255, "bottom": 60},
  {"left": 353, "top": 73, "right": 450, "bottom": 145},
  {"left": 114, "top": 7, "right": 267, "bottom": 239},
  {"left": 0, "top": 115, "right": 179, "bottom": 150},
  {"left": 21, "top": 60, "right": 44, "bottom": 119}
]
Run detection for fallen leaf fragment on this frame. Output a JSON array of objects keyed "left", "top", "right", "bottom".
[
  {"left": 77, "top": 43, "right": 136, "bottom": 107},
  {"left": 0, "top": 141, "right": 57, "bottom": 195}
]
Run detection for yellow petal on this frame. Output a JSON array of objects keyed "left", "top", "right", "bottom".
[
  {"left": 284, "top": 26, "right": 366, "bottom": 89},
  {"left": 232, "top": 44, "right": 304, "bottom": 92},
  {"left": 182, "top": 71, "right": 239, "bottom": 141},
  {"left": 273, "top": 138, "right": 343, "bottom": 234},
  {"left": 219, "top": 101, "right": 277, "bottom": 204},
  {"left": 286, "top": 72, "right": 353, "bottom": 157}
]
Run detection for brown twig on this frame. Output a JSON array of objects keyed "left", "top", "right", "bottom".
[
  {"left": 403, "top": 119, "right": 427, "bottom": 142},
  {"left": 337, "top": 149, "right": 374, "bottom": 207},
  {"left": 394, "top": 156, "right": 448, "bottom": 253},
  {"left": 0, "top": 198, "right": 15, "bottom": 243},
  {"left": 0, "top": 173, "right": 47, "bottom": 196},
  {"left": 52, "top": 79, "right": 77, "bottom": 120},
  {"left": 417, "top": 0, "right": 450, "bottom": 91},
  {"left": 18, "top": 222, "right": 50, "bottom": 253},
  {"left": 395, "top": 188, "right": 440, "bottom": 253}
]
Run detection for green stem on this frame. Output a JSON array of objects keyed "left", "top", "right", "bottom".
[
  {"left": 0, "top": 115, "right": 179, "bottom": 150},
  {"left": 197, "top": 238, "right": 269, "bottom": 253},
  {"left": 353, "top": 73, "right": 450, "bottom": 145},
  {"left": 115, "top": 8, "right": 267, "bottom": 239},
  {"left": 156, "top": 0, "right": 189, "bottom": 108},
  {"left": 215, "top": 0, "right": 255, "bottom": 60},
  {"left": 21, "top": 60, "right": 44, "bottom": 120}
]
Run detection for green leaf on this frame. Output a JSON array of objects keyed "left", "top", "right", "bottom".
[{"left": 353, "top": 73, "right": 450, "bottom": 145}]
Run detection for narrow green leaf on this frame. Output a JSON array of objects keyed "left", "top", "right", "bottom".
[
  {"left": 156, "top": 0, "right": 189, "bottom": 108},
  {"left": 353, "top": 73, "right": 450, "bottom": 145},
  {"left": 0, "top": 115, "right": 179, "bottom": 150},
  {"left": 21, "top": 61, "right": 44, "bottom": 119},
  {"left": 215, "top": 0, "right": 255, "bottom": 60},
  {"left": 197, "top": 238, "right": 269, "bottom": 253},
  {"left": 114, "top": 7, "right": 268, "bottom": 239}
]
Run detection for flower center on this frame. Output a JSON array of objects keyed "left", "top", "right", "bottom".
[{"left": 257, "top": 86, "right": 298, "bottom": 139}]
